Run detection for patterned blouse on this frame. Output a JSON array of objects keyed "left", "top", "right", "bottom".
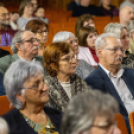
[{"left": 23, "top": 114, "right": 59, "bottom": 134}]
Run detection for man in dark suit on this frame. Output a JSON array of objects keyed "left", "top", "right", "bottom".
[{"left": 85, "top": 33, "right": 134, "bottom": 133}]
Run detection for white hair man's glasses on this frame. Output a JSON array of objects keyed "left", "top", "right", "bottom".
[
  {"left": 103, "top": 47, "right": 126, "bottom": 54},
  {"left": 21, "top": 38, "right": 40, "bottom": 44}
]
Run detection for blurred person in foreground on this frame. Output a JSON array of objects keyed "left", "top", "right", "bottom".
[
  {"left": 2, "top": 60, "right": 62, "bottom": 134},
  {"left": 0, "top": 117, "right": 9, "bottom": 134},
  {"left": 61, "top": 90, "right": 121, "bottom": 134},
  {"left": 119, "top": 0, "right": 134, "bottom": 11}
]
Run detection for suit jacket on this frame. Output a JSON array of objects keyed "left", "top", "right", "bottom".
[
  {"left": 85, "top": 65, "right": 134, "bottom": 133},
  {"left": 45, "top": 74, "right": 91, "bottom": 111},
  {"left": 0, "top": 54, "right": 48, "bottom": 76},
  {"left": 0, "top": 48, "right": 10, "bottom": 58},
  {"left": 2, "top": 107, "right": 62, "bottom": 134}
]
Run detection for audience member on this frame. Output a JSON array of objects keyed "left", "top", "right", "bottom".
[
  {"left": 0, "top": 7, "right": 17, "bottom": 46},
  {"left": 17, "top": 0, "right": 33, "bottom": 30},
  {"left": 0, "top": 117, "right": 9, "bottom": 134},
  {"left": 43, "top": 42, "right": 91, "bottom": 111},
  {"left": 85, "top": 33, "right": 134, "bottom": 133},
  {"left": 71, "top": 0, "right": 101, "bottom": 17},
  {"left": 75, "top": 14, "right": 95, "bottom": 38},
  {"left": 99, "top": 0, "right": 119, "bottom": 17},
  {"left": 68, "top": 0, "right": 80, "bottom": 11},
  {"left": 61, "top": 90, "right": 121, "bottom": 134},
  {"left": 2, "top": 60, "right": 62, "bottom": 134},
  {"left": 104, "top": 23, "right": 134, "bottom": 69},
  {"left": 52, "top": 31, "right": 95, "bottom": 79},
  {"left": 77, "top": 26, "right": 98, "bottom": 66},
  {"left": 120, "top": 0, "right": 134, "bottom": 11},
  {"left": 0, "top": 31, "right": 48, "bottom": 76},
  {"left": 25, "top": 19, "right": 48, "bottom": 56},
  {"left": 31, "top": 0, "right": 38, "bottom": 12},
  {"left": 128, "top": 20, "right": 134, "bottom": 54},
  {"left": 0, "top": 72, "right": 5, "bottom": 96},
  {"left": 119, "top": 6, "right": 134, "bottom": 27},
  {"left": 34, "top": 6, "right": 49, "bottom": 24}
]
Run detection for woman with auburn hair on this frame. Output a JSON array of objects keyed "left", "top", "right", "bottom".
[
  {"left": 77, "top": 26, "right": 98, "bottom": 66},
  {"left": 43, "top": 42, "right": 91, "bottom": 111},
  {"left": 25, "top": 19, "right": 49, "bottom": 56}
]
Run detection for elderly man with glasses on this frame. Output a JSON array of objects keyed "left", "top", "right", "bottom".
[
  {"left": 0, "top": 31, "right": 48, "bottom": 78},
  {"left": 85, "top": 33, "right": 134, "bottom": 134}
]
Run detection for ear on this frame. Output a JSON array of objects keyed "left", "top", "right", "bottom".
[
  {"left": 16, "top": 43, "right": 22, "bottom": 51},
  {"left": 97, "top": 48, "right": 103, "bottom": 58},
  {"left": 16, "top": 92, "right": 26, "bottom": 103},
  {"left": 50, "top": 63, "right": 58, "bottom": 71}
]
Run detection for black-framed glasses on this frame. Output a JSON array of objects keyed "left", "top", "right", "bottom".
[
  {"left": 22, "top": 38, "right": 40, "bottom": 44},
  {"left": 70, "top": 38, "right": 78, "bottom": 45},
  {"left": 60, "top": 54, "right": 77, "bottom": 63},
  {"left": 103, "top": 47, "right": 126, "bottom": 54}
]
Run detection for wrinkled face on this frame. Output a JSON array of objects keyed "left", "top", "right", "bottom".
[
  {"left": 101, "top": 0, "right": 111, "bottom": 6},
  {"left": 20, "top": 31, "right": 39, "bottom": 57},
  {"left": 23, "top": 73, "right": 49, "bottom": 105},
  {"left": 99, "top": 37, "right": 124, "bottom": 66},
  {"left": 88, "top": 115, "right": 121, "bottom": 134},
  {"left": 83, "top": 19, "right": 95, "bottom": 28},
  {"left": 86, "top": 32, "right": 98, "bottom": 50},
  {"left": 35, "top": 8, "right": 45, "bottom": 18},
  {"left": 31, "top": 0, "right": 38, "bottom": 11},
  {"left": 0, "top": 7, "right": 10, "bottom": 26},
  {"left": 120, "top": 28, "right": 130, "bottom": 50},
  {"left": 57, "top": 50, "right": 77, "bottom": 76},
  {"left": 10, "top": 13, "right": 19, "bottom": 23},
  {"left": 35, "top": 26, "right": 48, "bottom": 44},
  {"left": 24, "top": 4, "right": 33, "bottom": 15},
  {"left": 66, "top": 35, "right": 79, "bottom": 55}
]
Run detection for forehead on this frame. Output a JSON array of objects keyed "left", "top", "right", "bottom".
[
  {"left": 61, "top": 50, "right": 74, "bottom": 57},
  {"left": 69, "top": 34, "right": 75, "bottom": 40},
  {"left": 0, "top": 7, "right": 8, "bottom": 14},
  {"left": 22, "top": 31, "right": 35, "bottom": 39},
  {"left": 31, "top": 0, "right": 37, "bottom": 4},
  {"left": 121, "top": 28, "right": 128, "bottom": 35},
  {"left": 37, "top": 8, "right": 44, "bottom": 11},
  {"left": 105, "top": 37, "right": 121, "bottom": 47},
  {"left": 126, "top": 7, "right": 133, "bottom": 12}
]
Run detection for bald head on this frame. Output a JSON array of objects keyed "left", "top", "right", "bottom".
[
  {"left": 119, "top": 6, "right": 134, "bottom": 26},
  {"left": 0, "top": 7, "right": 10, "bottom": 26}
]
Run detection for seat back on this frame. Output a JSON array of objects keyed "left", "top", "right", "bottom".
[
  {"left": 0, "top": 95, "right": 14, "bottom": 116},
  {"left": 115, "top": 113, "right": 128, "bottom": 134},
  {"left": 129, "top": 111, "right": 134, "bottom": 134}
]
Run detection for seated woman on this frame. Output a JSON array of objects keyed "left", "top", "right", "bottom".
[
  {"left": 43, "top": 42, "right": 91, "bottom": 111},
  {"left": 77, "top": 26, "right": 98, "bottom": 66},
  {"left": 17, "top": 0, "right": 33, "bottom": 30},
  {"left": 52, "top": 31, "right": 95, "bottom": 79},
  {"left": 25, "top": 19, "right": 49, "bottom": 56},
  {"left": 104, "top": 23, "right": 134, "bottom": 69},
  {"left": 98, "top": 0, "right": 119, "bottom": 17},
  {"left": 2, "top": 60, "right": 62, "bottom": 134}
]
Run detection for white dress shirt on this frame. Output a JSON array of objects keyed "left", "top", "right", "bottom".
[{"left": 100, "top": 64, "right": 134, "bottom": 114}]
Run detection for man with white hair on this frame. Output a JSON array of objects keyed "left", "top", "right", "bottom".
[
  {"left": 119, "top": 0, "right": 134, "bottom": 11},
  {"left": 119, "top": 6, "right": 134, "bottom": 27},
  {"left": 85, "top": 33, "right": 134, "bottom": 133},
  {"left": 0, "top": 31, "right": 48, "bottom": 76}
]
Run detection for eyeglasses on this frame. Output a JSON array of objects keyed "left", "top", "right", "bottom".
[
  {"left": 70, "top": 38, "right": 78, "bottom": 45},
  {"left": 22, "top": 38, "right": 40, "bottom": 44},
  {"left": 60, "top": 55, "right": 77, "bottom": 63},
  {"left": 103, "top": 47, "right": 126, "bottom": 54},
  {"left": 37, "top": 30, "right": 48, "bottom": 34}
]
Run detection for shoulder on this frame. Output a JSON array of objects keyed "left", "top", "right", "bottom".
[{"left": 35, "top": 56, "right": 44, "bottom": 64}]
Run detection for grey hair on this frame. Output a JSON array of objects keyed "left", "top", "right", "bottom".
[
  {"left": 11, "top": 31, "right": 25, "bottom": 53},
  {"left": 95, "top": 33, "right": 119, "bottom": 51},
  {"left": 0, "top": 117, "right": 9, "bottom": 134},
  {"left": 52, "top": 31, "right": 75, "bottom": 43},
  {"left": 4, "top": 60, "right": 44, "bottom": 109},
  {"left": 61, "top": 90, "right": 119, "bottom": 134},
  {"left": 104, "top": 23, "right": 127, "bottom": 39},
  {"left": 128, "top": 20, "right": 134, "bottom": 37}
]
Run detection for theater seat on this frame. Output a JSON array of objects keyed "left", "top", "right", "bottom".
[{"left": 129, "top": 111, "right": 134, "bottom": 134}]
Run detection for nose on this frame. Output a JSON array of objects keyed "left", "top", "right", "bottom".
[
  {"left": 126, "top": 36, "right": 130, "bottom": 43},
  {"left": 6, "top": 14, "right": 10, "bottom": 20},
  {"left": 43, "top": 83, "right": 49, "bottom": 91}
]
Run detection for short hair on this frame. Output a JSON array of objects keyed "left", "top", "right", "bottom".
[
  {"left": 34, "top": 6, "right": 44, "bottom": 13},
  {"left": 0, "top": 118, "right": 9, "bottom": 134},
  {"left": 104, "top": 23, "right": 127, "bottom": 39},
  {"left": 11, "top": 11, "right": 19, "bottom": 15},
  {"left": 75, "top": 14, "right": 94, "bottom": 37},
  {"left": 52, "top": 31, "right": 75, "bottom": 43},
  {"left": 128, "top": 20, "right": 134, "bottom": 37},
  {"left": 95, "top": 33, "right": 119, "bottom": 50},
  {"left": 0, "top": 2, "right": 5, "bottom": 7},
  {"left": 77, "top": 26, "right": 97, "bottom": 47},
  {"left": 11, "top": 31, "right": 25, "bottom": 53},
  {"left": 43, "top": 42, "right": 74, "bottom": 77},
  {"left": 61, "top": 90, "right": 119, "bottom": 134},
  {"left": 19, "top": 0, "right": 32, "bottom": 16},
  {"left": 4, "top": 60, "right": 44, "bottom": 109}
]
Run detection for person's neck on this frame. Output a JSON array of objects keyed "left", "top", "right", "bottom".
[
  {"left": 57, "top": 73, "right": 70, "bottom": 82},
  {"left": 38, "top": 43, "right": 45, "bottom": 56},
  {"left": 128, "top": 0, "right": 134, "bottom": 4},
  {"left": 22, "top": 13, "right": 32, "bottom": 19},
  {"left": 81, "top": 2, "right": 89, "bottom": 7},
  {"left": 120, "top": 20, "right": 129, "bottom": 27},
  {"left": 18, "top": 52, "right": 34, "bottom": 61},
  {"left": 100, "top": 62, "right": 121, "bottom": 76},
  {"left": 102, "top": 3, "right": 111, "bottom": 10}
]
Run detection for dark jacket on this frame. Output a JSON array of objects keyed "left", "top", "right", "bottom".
[
  {"left": 0, "top": 72, "right": 5, "bottom": 96},
  {"left": 85, "top": 65, "right": 134, "bottom": 133},
  {"left": 2, "top": 107, "right": 62, "bottom": 134},
  {"left": 0, "top": 49, "right": 10, "bottom": 58}
]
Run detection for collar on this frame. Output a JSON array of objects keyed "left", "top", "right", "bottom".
[
  {"left": 18, "top": 54, "right": 35, "bottom": 62},
  {"left": 99, "top": 63, "right": 124, "bottom": 78}
]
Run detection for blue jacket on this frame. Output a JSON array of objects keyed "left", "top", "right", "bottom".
[
  {"left": 85, "top": 65, "right": 134, "bottom": 133},
  {"left": 0, "top": 72, "right": 5, "bottom": 96}
]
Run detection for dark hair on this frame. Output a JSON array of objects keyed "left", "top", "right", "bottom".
[
  {"left": 11, "top": 12, "right": 19, "bottom": 15},
  {"left": 75, "top": 14, "right": 94, "bottom": 38},
  {"left": 34, "top": 6, "right": 44, "bottom": 13},
  {"left": 25, "top": 19, "right": 48, "bottom": 33},
  {"left": 19, "top": 0, "right": 32, "bottom": 16},
  {"left": 43, "top": 42, "right": 74, "bottom": 77},
  {"left": 77, "top": 26, "right": 97, "bottom": 47}
]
